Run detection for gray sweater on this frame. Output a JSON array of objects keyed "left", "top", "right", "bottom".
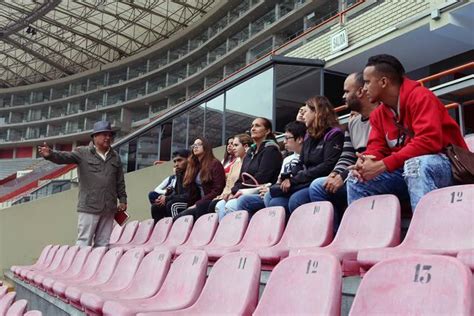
[{"left": 45, "top": 145, "right": 127, "bottom": 214}]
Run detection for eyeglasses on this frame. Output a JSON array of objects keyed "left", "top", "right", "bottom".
[{"left": 190, "top": 144, "right": 203, "bottom": 149}]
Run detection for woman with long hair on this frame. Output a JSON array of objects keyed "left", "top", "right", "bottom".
[
  {"left": 217, "top": 117, "right": 283, "bottom": 221},
  {"left": 209, "top": 133, "right": 253, "bottom": 213},
  {"left": 222, "top": 136, "right": 236, "bottom": 175},
  {"left": 264, "top": 96, "right": 344, "bottom": 214},
  {"left": 174, "top": 137, "right": 226, "bottom": 220}
]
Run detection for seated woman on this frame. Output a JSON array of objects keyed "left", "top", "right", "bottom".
[
  {"left": 174, "top": 138, "right": 226, "bottom": 221},
  {"left": 216, "top": 117, "right": 283, "bottom": 221},
  {"left": 222, "top": 136, "right": 237, "bottom": 176},
  {"left": 209, "top": 134, "right": 253, "bottom": 213},
  {"left": 264, "top": 96, "right": 344, "bottom": 214},
  {"left": 235, "top": 121, "right": 306, "bottom": 216}
]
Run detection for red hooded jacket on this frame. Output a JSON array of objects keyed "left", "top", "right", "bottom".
[{"left": 365, "top": 77, "right": 467, "bottom": 172}]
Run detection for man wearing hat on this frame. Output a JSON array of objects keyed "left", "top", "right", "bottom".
[{"left": 38, "top": 121, "right": 127, "bottom": 247}]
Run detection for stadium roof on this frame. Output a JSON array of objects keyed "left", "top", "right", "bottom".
[{"left": 0, "top": 0, "right": 216, "bottom": 88}]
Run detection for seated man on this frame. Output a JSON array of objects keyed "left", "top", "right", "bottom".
[
  {"left": 309, "top": 72, "right": 377, "bottom": 226},
  {"left": 347, "top": 54, "right": 467, "bottom": 211},
  {"left": 150, "top": 149, "right": 199, "bottom": 223}
]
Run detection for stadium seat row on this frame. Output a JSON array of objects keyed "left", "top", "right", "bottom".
[{"left": 0, "top": 286, "right": 42, "bottom": 316}]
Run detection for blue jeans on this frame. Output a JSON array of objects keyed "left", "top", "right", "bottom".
[
  {"left": 236, "top": 194, "right": 265, "bottom": 215},
  {"left": 216, "top": 198, "right": 239, "bottom": 221},
  {"left": 309, "top": 176, "right": 348, "bottom": 228},
  {"left": 347, "top": 154, "right": 453, "bottom": 211},
  {"left": 264, "top": 188, "right": 311, "bottom": 215}
]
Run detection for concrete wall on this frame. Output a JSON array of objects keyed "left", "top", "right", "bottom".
[{"left": 0, "top": 146, "right": 225, "bottom": 274}]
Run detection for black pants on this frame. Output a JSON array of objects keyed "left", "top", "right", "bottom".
[
  {"left": 174, "top": 200, "right": 213, "bottom": 222},
  {"left": 151, "top": 197, "right": 188, "bottom": 224}
]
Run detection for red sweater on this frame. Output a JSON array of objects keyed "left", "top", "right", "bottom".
[{"left": 365, "top": 77, "right": 467, "bottom": 172}]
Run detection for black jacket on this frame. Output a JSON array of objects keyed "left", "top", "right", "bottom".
[
  {"left": 167, "top": 172, "right": 199, "bottom": 206},
  {"left": 290, "top": 128, "right": 344, "bottom": 186},
  {"left": 231, "top": 140, "right": 283, "bottom": 194}
]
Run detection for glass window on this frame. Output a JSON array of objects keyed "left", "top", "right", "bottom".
[
  {"left": 225, "top": 68, "right": 274, "bottom": 139},
  {"left": 66, "top": 119, "right": 85, "bottom": 134},
  {"left": 150, "top": 99, "right": 168, "bottom": 115},
  {"left": 128, "top": 61, "right": 148, "bottom": 79},
  {"left": 108, "top": 68, "right": 128, "bottom": 85},
  {"left": 127, "top": 83, "right": 146, "bottom": 101},
  {"left": 228, "top": 28, "right": 249, "bottom": 52},
  {"left": 105, "top": 110, "right": 122, "bottom": 125},
  {"left": 50, "top": 104, "right": 68, "bottom": 118},
  {"left": 171, "top": 113, "right": 188, "bottom": 153},
  {"left": 168, "top": 67, "right": 187, "bottom": 86},
  {"left": 188, "top": 54, "right": 208, "bottom": 76},
  {"left": 189, "top": 31, "right": 209, "bottom": 51},
  {"left": 130, "top": 108, "right": 149, "bottom": 123},
  {"left": 148, "top": 75, "right": 167, "bottom": 94},
  {"left": 136, "top": 126, "right": 160, "bottom": 170},
  {"left": 32, "top": 89, "right": 50, "bottom": 103},
  {"left": 88, "top": 74, "right": 106, "bottom": 90},
  {"left": 225, "top": 55, "right": 246, "bottom": 76},
  {"left": 106, "top": 89, "right": 126, "bottom": 106},
  {"left": 168, "top": 91, "right": 186, "bottom": 107},
  {"left": 248, "top": 37, "right": 273, "bottom": 62},
  {"left": 118, "top": 144, "right": 129, "bottom": 173},
  {"left": 29, "top": 107, "right": 49, "bottom": 121},
  {"left": 9, "top": 128, "right": 27, "bottom": 141},
  {"left": 205, "top": 68, "right": 224, "bottom": 88},
  {"left": 9, "top": 110, "right": 27, "bottom": 123},
  {"left": 228, "top": 0, "right": 250, "bottom": 23},
  {"left": 279, "top": 0, "right": 295, "bottom": 18},
  {"left": 250, "top": 8, "right": 276, "bottom": 36},
  {"left": 51, "top": 85, "right": 69, "bottom": 100},
  {"left": 70, "top": 81, "right": 88, "bottom": 95},
  {"left": 13, "top": 93, "right": 30, "bottom": 106},
  {"left": 208, "top": 15, "right": 228, "bottom": 37},
  {"left": 187, "top": 104, "right": 205, "bottom": 146},
  {"left": 149, "top": 54, "right": 168, "bottom": 71},
  {"left": 68, "top": 98, "right": 86, "bottom": 115},
  {"left": 86, "top": 93, "right": 104, "bottom": 110},
  {"left": 0, "top": 95, "right": 11, "bottom": 108},
  {"left": 159, "top": 122, "right": 172, "bottom": 161},
  {"left": 205, "top": 94, "right": 224, "bottom": 148},
  {"left": 187, "top": 79, "right": 205, "bottom": 98},
  {"left": 169, "top": 44, "right": 189, "bottom": 62},
  {"left": 208, "top": 41, "right": 227, "bottom": 64}
]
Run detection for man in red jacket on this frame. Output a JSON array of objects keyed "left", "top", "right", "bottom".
[{"left": 348, "top": 54, "right": 467, "bottom": 211}]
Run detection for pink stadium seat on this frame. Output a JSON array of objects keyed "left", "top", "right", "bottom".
[
  {"left": 110, "top": 220, "right": 139, "bottom": 246},
  {"left": 257, "top": 202, "right": 334, "bottom": 265},
  {"left": 197, "top": 211, "right": 248, "bottom": 254},
  {"left": 0, "top": 292, "right": 16, "bottom": 315},
  {"left": 18, "top": 245, "right": 60, "bottom": 279},
  {"left": 147, "top": 252, "right": 261, "bottom": 316},
  {"left": 24, "top": 312, "right": 42, "bottom": 316},
  {"left": 149, "top": 215, "right": 194, "bottom": 254},
  {"left": 119, "top": 219, "right": 155, "bottom": 250},
  {"left": 350, "top": 255, "right": 473, "bottom": 315},
  {"left": 102, "top": 250, "right": 208, "bottom": 316},
  {"left": 254, "top": 254, "right": 342, "bottom": 316},
  {"left": 465, "top": 135, "right": 474, "bottom": 152},
  {"left": 5, "top": 299, "right": 27, "bottom": 316},
  {"left": 42, "top": 246, "right": 92, "bottom": 292},
  {"left": 65, "top": 248, "right": 145, "bottom": 308},
  {"left": 11, "top": 244, "right": 52, "bottom": 275},
  {"left": 80, "top": 249, "right": 172, "bottom": 315},
  {"left": 291, "top": 194, "right": 401, "bottom": 276},
  {"left": 358, "top": 185, "right": 474, "bottom": 272},
  {"left": 139, "top": 217, "right": 173, "bottom": 251},
  {"left": 109, "top": 224, "right": 124, "bottom": 244},
  {"left": 0, "top": 286, "right": 7, "bottom": 299},
  {"left": 458, "top": 249, "right": 474, "bottom": 271},
  {"left": 32, "top": 245, "right": 80, "bottom": 287},
  {"left": 205, "top": 207, "right": 285, "bottom": 260},
  {"left": 25, "top": 245, "right": 69, "bottom": 282},
  {"left": 175, "top": 213, "right": 218, "bottom": 256},
  {"left": 52, "top": 247, "right": 122, "bottom": 299}
]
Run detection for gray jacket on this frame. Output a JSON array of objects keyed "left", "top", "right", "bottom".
[{"left": 45, "top": 145, "right": 127, "bottom": 215}]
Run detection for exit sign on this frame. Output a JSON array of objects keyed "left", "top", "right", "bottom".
[{"left": 331, "top": 29, "right": 348, "bottom": 53}]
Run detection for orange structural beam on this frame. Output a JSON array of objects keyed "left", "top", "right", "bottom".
[{"left": 418, "top": 62, "right": 474, "bottom": 85}]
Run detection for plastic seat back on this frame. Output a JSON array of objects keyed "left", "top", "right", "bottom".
[
  {"left": 45, "top": 245, "right": 69, "bottom": 272},
  {"left": 179, "top": 213, "right": 218, "bottom": 249},
  {"left": 465, "top": 134, "right": 474, "bottom": 152},
  {"left": 6, "top": 299, "right": 27, "bottom": 316},
  {"left": 207, "top": 211, "right": 249, "bottom": 247},
  {"left": 102, "top": 248, "right": 146, "bottom": 290},
  {"left": 332, "top": 194, "right": 400, "bottom": 249},
  {"left": 122, "top": 249, "right": 172, "bottom": 298},
  {"left": 24, "top": 311, "right": 42, "bottom": 316},
  {"left": 240, "top": 207, "right": 285, "bottom": 249},
  {"left": 12, "top": 244, "right": 52, "bottom": 273},
  {"left": 109, "top": 224, "right": 124, "bottom": 244},
  {"left": 188, "top": 252, "right": 260, "bottom": 315},
  {"left": 113, "top": 221, "right": 139, "bottom": 244},
  {"left": 90, "top": 248, "right": 124, "bottom": 284},
  {"left": 128, "top": 219, "right": 155, "bottom": 245},
  {"left": 254, "top": 254, "right": 342, "bottom": 316},
  {"left": 162, "top": 215, "right": 194, "bottom": 246},
  {"left": 54, "top": 245, "right": 80, "bottom": 274},
  {"left": 458, "top": 249, "right": 474, "bottom": 271},
  {"left": 285, "top": 202, "right": 334, "bottom": 248},
  {"left": 350, "top": 255, "right": 473, "bottom": 315},
  {"left": 144, "top": 217, "right": 173, "bottom": 245},
  {"left": 402, "top": 185, "right": 474, "bottom": 250},
  {"left": 0, "top": 286, "right": 7, "bottom": 299},
  {"left": 0, "top": 292, "right": 16, "bottom": 315},
  {"left": 64, "top": 246, "right": 92, "bottom": 277},
  {"left": 75, "top": 247, "right": 107, "bottom": 280}
]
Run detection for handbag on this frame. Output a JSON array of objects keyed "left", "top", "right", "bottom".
[
  {"left": 238, "top": 172, "right": 270, "bottom": 195},
  {"left": 445, "top": 144, "right": 474, "bottom": 184}
]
